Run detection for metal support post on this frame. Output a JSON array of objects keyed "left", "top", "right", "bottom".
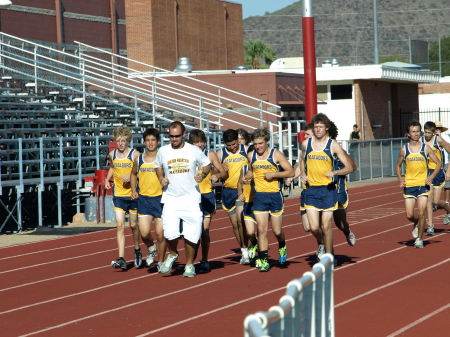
[
  {"left": 269, "top": 122, "right": 274, "bottom": 149},
  {"left": 77, "top": 135, "right": 82, "bottom": 214},
  {"left": 57, "top": 139, "right": 64, "bottom": 228},
  {"left": 95, "top": 136, "right": 100, "bottom": 170},
  {"left": 134, "top": 93, "right": 139, "bottom": 127},
  {"left": 380, "top": 141, "right": 383, "bottom": 177},
  {"left": 358, "top": 143, "right": 361, "bottom": 180},
  {"left": 15, "top": 185, "right": 22, "bottom": 233},
  {"left": 259, "top": 100, "right": 263, "bottom": 128},
  {"left": 34, "top": 45, "right": 38, "bottom": 94},
  {"left": 39, "top": 138, "right": 44, "bottom": 227},
  {"left": 218, "top": 87, "right": 222, "bottom": 126},
  {"left": 369, "top": 142, "right": 373, "bottom": 179},
  {"left": 278, "top": 121, "right": 283, "bottom": 152},
  {"left": 199, "top": 96, "right": 204, "bottom": 130}
]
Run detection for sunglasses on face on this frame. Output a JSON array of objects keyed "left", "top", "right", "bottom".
[{"left": 169, "top": 134, "right": 183, "bottom": 138}]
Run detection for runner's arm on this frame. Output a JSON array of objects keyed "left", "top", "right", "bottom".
[
  {"left": 130, "top": 157, "right": 139, "bottom": 200},
  {"left": 426, "top": 145, "right": 442, "bottom": 184},
  {"left": 104, "top": 151, "right": 114, "bottom": 189},
  {"left": 395, "top": 147, "right": 405, "bottom": 188}
]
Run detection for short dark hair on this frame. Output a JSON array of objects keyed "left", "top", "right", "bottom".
[
  {"left": 142, "top": 128, "right": 160, "bottom": 141},
  {"left": 169, "top": 121, "right": 185, "bottom": 133},
  {"left": 311, "top": 113, "right": 331, "bottom": 128},
  {"left": 188, "top": 129, "right": 207, "bottom": 144},
  {"left": 406, "top": 120, "right": 421, "bottom": 133},
  {"left": 424, "top": 121, "right": 436, "bottom": 132},
  {"left": 223, "top": 129, "right": 238, "bottom": 143},
  {"left": 304, "top": 123, "right": 314, "bottom": 131},
  {"left": 353, "top": 124, "right": 358, "bottom": 128}
]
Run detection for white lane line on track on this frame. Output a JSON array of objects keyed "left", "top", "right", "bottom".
[
  {"left": 0, "top": 195, "right": 405, "bottom": 260},
  {"left": 16, "top": 224, "right": 440, "bottom": 336},
  {"left": 0, "top": 197, "right": 406, "bottom": 276},
  {"left": 386, "top": 302, "right": 450, "bottom": 337},
  {"left": 2, "top": 219, "right": 423, "bottom": 314},
  {"left": 335, "top": 257, "right": 450, "bottom": 307}
]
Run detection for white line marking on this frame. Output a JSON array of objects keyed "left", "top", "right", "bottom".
[
  {"left": 335, "top": 257, "right": 450, "bottom": 307},
  {"left": 386, "top": 302, "right": 450, "bottom": 337}
]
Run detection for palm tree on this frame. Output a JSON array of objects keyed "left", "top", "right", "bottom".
[{"left": 244, "top": 40, "right": 277, "bottom": 69}]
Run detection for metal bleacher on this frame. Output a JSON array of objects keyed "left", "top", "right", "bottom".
[{"left": 0, "top": 31, "right": 282, "bottom": 233}]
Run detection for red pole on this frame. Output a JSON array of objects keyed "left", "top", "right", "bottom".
[{"left": 302, "top": 0, "right": 317, "bottom": 123}]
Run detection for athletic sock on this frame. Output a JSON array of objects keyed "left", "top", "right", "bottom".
[
  {"left": 258, "top": 250, "right": 268, "bottom": 260},
  {"left": 134, "top": 248, "right": 141, "bottom": 252},
  {"left": 251, "top": 238, "right": 258, "bottom": 246},
  {"left": 148, "top": 244, "right": 156, "bottom": 252},
  {"left": 118, "top": 257, "right": 125, "bottom": 261},
  {"left": 278, "top": 241, "right": 286, "bottom": 249}
]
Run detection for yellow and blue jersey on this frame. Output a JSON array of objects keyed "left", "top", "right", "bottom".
[
  {"left": 241, "top": 164, "right": 255, "bottom": 203},
  {"left": 221, "top": 144, "right": 248, "bottom": 189},
  {"left": 404, "top": 143, "right": 428, "bottom": 188},
  {"left": 333, "top": 156, "right": 347, "bottom": 193},
  {"left": 421, "top": 135, "right": 444, "bottom": 169},
  {"left": 137, "top": 154, "right": 162, "bottom": 197},
  {"left": 304, "top": 138, "right": 334, "bottom": 186},
  {"left": 251, "top": 148, "right": 283, "bottom": 193},
  {"left": 113, "top": 148, "right": 135, "bottom": 197},
  {"left": 198, "top": 149, "right": 213, "bottom": 194}
]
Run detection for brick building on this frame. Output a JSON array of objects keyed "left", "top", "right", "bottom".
[
  {"left": 125, "top": 0, "right": 244, "bottom": 72},
  {"left": 0, "top": 0, "right": 243, "bottom": 71}
]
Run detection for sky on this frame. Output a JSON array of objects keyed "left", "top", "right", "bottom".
[{"left": 235, "top": 0, "right": 298, "bottom": 19}]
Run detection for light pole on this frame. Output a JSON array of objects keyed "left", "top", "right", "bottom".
[{"left": 355, "top": 31, "right": 361, "bottom": 65}]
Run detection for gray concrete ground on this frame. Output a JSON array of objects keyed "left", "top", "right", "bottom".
[{"left": 0, "top": 176, "right": 399, "bottom": 248}]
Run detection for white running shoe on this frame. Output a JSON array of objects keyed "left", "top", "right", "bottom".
[
  {"left": 183, "top": 264, "right": 196, "bottom": 277},
  {"left": 240, "top": 255, "right": 251, "bottom": 265},
  {"left": 414, "top": 238, "right": 424, "bottom": 248},
  {"left": 444, "top": 214, "right": 450, "bottom": 225},
  {"left": 412, "top": 225, "right": 419, "bottom": 239},
  {"left": 426, "top": 226, "right": 434, "bottom": 236},
  {"left": 146, "top": 245, "right": 157, "bottom": 267},
  {"left": 316, "top": 244, "right": 325, "bottom": 260},
  {"left": 346, "top": 231, "right": 356, "bottom": 246},
  {"left": 159, "top": 253, "right": 178, "bottom": 274}
]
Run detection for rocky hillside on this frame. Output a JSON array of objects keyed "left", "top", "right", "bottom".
[{"left": 243, "top": 0, "right": 450, "bottom": 66}]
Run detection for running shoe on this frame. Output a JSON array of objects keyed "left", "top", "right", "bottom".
[
  {"left": 240, "top": 254, "right": 251, "bottom": 265},
  {"left": 183, "top": 264, "right": 196, "bottom": 277},
  {"left": 426, "top": 226, "right": 435, "bottom": 236},
  {"left": 248, "top": 243, "right": 258, "bottom": 260},
  {"left": 198, "top": 260, "right": 210, "bottom": 274},
  {"left": 134, "top": 249, "right": 142, "bottom": 268},
  {"left": 432, "top": 202, "right": 438, "bottom": 211},
  {"left": 255, "top": 258, "right": 262, "bottom": 270},
  {"left": 414, "top": 238, "right": 424, "bottom": 248},
  {"left": 111, "top": 258, "right": 127, "bottom": 270},
  {"left": 316, "top": 244, "right": 325, "bottom": 260},
  {"left": 146, "top": 246, "right": 157, "bottom": 267},
  {"left": 412, "top": 225, "right": 419, "bottom": 239},
  {"left": 444, "top": 214, "right": 450, "bottom": 225},
  {"left": 346, "top": 231, "right": 356, "bottom": 246},
  {"left": 278, "top": 246, "right": 288, "bottom": 264},
  {"left": 159, "top": 253, "right": 179, "bottom": 274},
  {"left": 157, "top": 262, "right": 163, "bottom": 273},
  {"left": 258, "top": 258, "right": 270, "bottom": 272}
]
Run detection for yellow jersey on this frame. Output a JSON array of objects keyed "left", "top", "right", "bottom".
[
  {"left": 404, "top": 143, "right": 428, "bottom": 188},
  {"left": 221, "top": 144, "right": 248, "bottom": 189},
  {"left": 304, "top": 137, "right": 334, "bottom": 186},
  {"left": 112, "top": 148, "right": 136, "bottom": 197},
  {"left": 198, "top": 149, "right": 213, "bottom": 194},
  {"left": 137, "top": 153, "right": 162, "bottom": 197},
  {"left": 421, "top": 135, "right": 443, "bottom": 170},
  {"left": 251, "top": 148, "right": 283, "bottom": 193}
]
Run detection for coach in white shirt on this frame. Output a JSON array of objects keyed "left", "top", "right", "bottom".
[{"left": 155, "top": 121, "right": 211, "bottom": 277}]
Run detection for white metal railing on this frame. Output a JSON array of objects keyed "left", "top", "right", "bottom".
[
  {"left": 0, "top": 32, "right": 282, "bottom": 131},
  {"left": 75, "top": 41, "right": 281, "bottom": 130},
  {"left": 244, "top": 254, "right": 335, "bottom": 337}
]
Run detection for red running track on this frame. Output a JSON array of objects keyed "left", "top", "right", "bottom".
[{"left": 1, "top": 181, "right": 450, "bottom": 336}]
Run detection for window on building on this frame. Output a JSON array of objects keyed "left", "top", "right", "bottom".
[
  {"left": 330, "top": 84, "right": 352, "bottom": 100},
  {"left": 317, "top": 85, "right": 328, "bottom": 101}
]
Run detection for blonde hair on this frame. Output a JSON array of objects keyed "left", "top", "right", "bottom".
[
  {"left": 112, "top": 127, "right": 132, "bottom": 142},
  {"left": 251, "top": 127, "right": 270, "bottom": 142}
]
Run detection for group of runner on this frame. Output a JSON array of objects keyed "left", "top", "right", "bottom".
[
  {"left": 396, "top": 120, "right": 450, "bottom": 249},
  {"left": 106, "top": 113, "right": 361, "bottom": 276}
]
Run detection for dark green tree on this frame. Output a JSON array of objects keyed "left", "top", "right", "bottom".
[
  {"left": 244, "top": 40, "right": 277, "bottom": 69},
  {"left": 429, "top": 36, "right": 450, "bottom": 76}
]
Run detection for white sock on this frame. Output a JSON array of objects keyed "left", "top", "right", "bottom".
[{"left": 148, "top": 244, "right": 156, "bottom": 252}]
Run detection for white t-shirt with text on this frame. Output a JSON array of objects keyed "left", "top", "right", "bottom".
[{"left": 154, "top": 142, "right": 210, "bottom": 205}]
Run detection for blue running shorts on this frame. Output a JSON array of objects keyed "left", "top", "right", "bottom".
[
  {"left": 201, "top": 192, "right": 216, "bottom": 217},
  {"left": 138, "top": 195, "right": 162, "bottom": 218},
  {"left": 403, "top": 185, "right": 430, "bottom": 199},
  {"left": 253, "top": 191, "right": 284, "bottom": 216},
  {"left": 429, "top": 169, "right": 445, "bottom": 188},
  {"left": 221, "top": 187, "right": 239, "bottom": 212},
  {"left": 337, "top": 190, "right": 349, "bottom": 209},
  {"left": 113, "top": 196, "right": 138, "bottom": 214},
  {"left": 243, "top": 201, "right": 256, "bottom": 222},
  {"left": 303, "top": 185, "right": 338, "bottom": 211}
]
